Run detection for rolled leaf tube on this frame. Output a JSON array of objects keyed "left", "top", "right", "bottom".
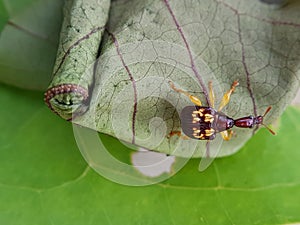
[{"left": 44, "top": 0, "right": 110, "bottom": 120}]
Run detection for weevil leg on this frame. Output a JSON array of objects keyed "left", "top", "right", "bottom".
[
  {"left": 208, "top": 81, "right": 215, "bottom": 108},
  {"left": 218, "top": 80, "right": 239, "bottom": 111},
  {"left": 220, "top": 130, "right": 233, "bottom": 141},
  {"left": 169, "top": 81, "right": 202, "bottom": 106},
  {"left": 168, "top": 131, "right": 190, "bottom": 140}
]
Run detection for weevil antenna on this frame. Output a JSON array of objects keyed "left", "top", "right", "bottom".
[
  {"left": 263, "top": 106, "right": 272, "bottom": 117},
  {"left": 262, "top": 106, "right": 276, "bottom": 135},
  {"left": 261, "top": 123, "right": 276, "bottom": 135}
]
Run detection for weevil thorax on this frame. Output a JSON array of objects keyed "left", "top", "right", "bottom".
[{"left": 214, "top": 112, "right": 234, "bottom": 131}]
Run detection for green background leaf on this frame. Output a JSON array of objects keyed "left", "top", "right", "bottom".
[
  {"left": 1, "top": 83, "right": 300, "bottom": 224},
  {"left": 0, "top": 0, "right": 63, "bottom": 90},
  {"left": 1, "top": 0, "right": 300, "bottom": 224}
]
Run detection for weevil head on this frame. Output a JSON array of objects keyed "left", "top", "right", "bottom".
[
  {"left": 254, "top": 116, "right": 263, "bottom": 125},
  {"left": 255, "top": 107, "right": 276, "bottom": 135}
]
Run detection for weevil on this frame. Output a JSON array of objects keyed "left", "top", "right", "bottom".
[{"left": 169, "top": 80, "right": 275, "bottom": 141}]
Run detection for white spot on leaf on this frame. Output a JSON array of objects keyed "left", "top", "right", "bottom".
[{"left": 131, "top": 148, "right": 176, "bottom": 178}]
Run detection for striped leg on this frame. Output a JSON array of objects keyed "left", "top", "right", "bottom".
[
  {"left": 218, "top": 81, "right": 239, "bottom": 111},
  {"left": 169, "top": 81, "right": 202, "bottom": 106}
]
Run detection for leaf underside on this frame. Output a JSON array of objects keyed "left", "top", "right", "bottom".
[{"left": 74, "top": 0, "right": 300, "bottom": 157}]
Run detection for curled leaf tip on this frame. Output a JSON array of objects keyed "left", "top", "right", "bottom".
[
  {"left": 44, "top": 84, "right": 89, "bottom": 120},
  {"left": 44, "top": 0, "right": 110, "bottom": 120}
]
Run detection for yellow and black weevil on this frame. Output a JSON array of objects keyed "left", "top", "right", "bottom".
[{"left": 169, "top": 80, "right": 275, "bottom": 142}]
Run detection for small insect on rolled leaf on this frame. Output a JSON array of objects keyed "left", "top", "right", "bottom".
[{"left": 169, "top": 80, "right": 275, "bottom": 171}]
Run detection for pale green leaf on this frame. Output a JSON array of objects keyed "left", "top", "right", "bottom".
[{"left": 46, "top": 0, "right": 300, "bottom": 157}]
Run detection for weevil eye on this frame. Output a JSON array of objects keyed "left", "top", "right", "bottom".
[{"left": 227, "top": 119, "right": 234, "bottom": 128}]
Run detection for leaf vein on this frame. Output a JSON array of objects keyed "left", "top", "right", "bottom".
[{"left": 163, "top": 0, "right": 210, "bottom": 105}]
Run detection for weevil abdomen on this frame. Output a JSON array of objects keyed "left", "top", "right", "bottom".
[{"left": 180, "top": 106, "right": 234, "bottom": 140}]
